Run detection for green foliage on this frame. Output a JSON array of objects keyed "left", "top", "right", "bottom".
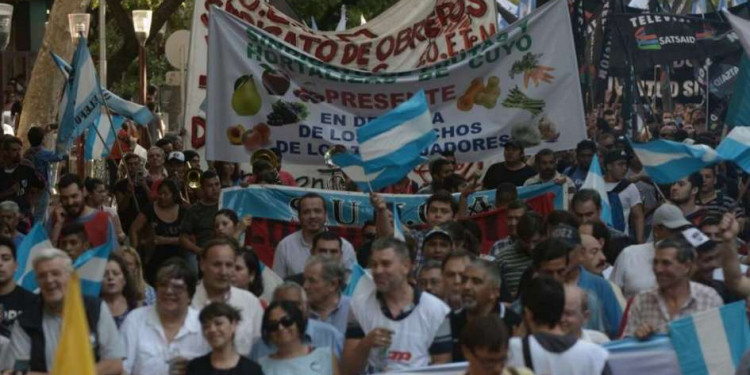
[{"left": 287, "top": 0, "right": 399, "bottom": 30}]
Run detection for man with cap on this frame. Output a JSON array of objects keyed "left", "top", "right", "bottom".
[
  {"left": 482, "top": 140, "right": 536, "bottom": 189},
  {"left": 610, "top": 204, "right": 692, "bottom": 299},
  {"left": 565, "top": 140, "right": 598, "bottom": 191},
  {"left": 422, "top": 227, "right": 454, "bottom": 263},
  {"left": 603, "top": 149, "right": 645, "bottom": 243}
]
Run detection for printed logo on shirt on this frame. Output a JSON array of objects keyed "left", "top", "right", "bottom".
[{"left": 388, "top": 351, "right": 412, "bottom": 362}]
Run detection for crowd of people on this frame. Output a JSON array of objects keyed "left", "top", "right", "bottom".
[{"left": 0, "top": 97, "right": 746, "bottom": 375}]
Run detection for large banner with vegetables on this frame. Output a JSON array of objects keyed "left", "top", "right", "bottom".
[{"left": 206, "top": 0, "right": 586, "bottom": 164}]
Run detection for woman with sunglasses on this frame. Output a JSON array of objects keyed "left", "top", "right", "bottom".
[
  {"left": 257, "top": 301, "right": 340, "bottom": 375},
  {"left": 186, "top": 302, "right": 264, "bottom": 375}
]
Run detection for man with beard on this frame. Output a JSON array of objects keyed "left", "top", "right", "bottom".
[
  {"left": 0, "top": 136, "right": 45, "bottom": 222},
  {"left": 48, "top": 174, "right": 112, "bottom": 247},
  {"left": 273, "top": 193, "right": 356, "bottom": 278},
  {"left": 524, "top": 149, "right": 576, "bottom": 207},
  {"left": 670, "top": 173, "right": 706, "bottom": 225},
  {"left": 564, "top": 140, "right": 597, "bottom": 191},
  {"left": 449, "top": 258, "right": 522, "bottom": 362},
  {"left": 342, "top": 238, "right": 452, "bottom": 374}
]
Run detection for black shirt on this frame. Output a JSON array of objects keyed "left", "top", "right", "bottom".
[
  {"left": 0, "top": 286, "right": 39, "bottom": 337},
  {"left": 482, "top": 162, "right": 536, "bottom": 189},
  {"left": 186, "top": 354, "right": 264, "bottom": 375},
  {"left": 0, "top": 163, "right": 45, "bottom": 217},
  {"left": 449, "top": 303, "right": 522, "bottom": 362},
  {"left": 702, "top": 279, "right": 743, "bottom": 304}
]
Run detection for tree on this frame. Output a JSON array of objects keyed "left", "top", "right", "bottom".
[{"left": 17, "top": 0, "right": 93, "bottom": 147}]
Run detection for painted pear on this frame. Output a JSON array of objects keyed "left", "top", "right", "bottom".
[{"left": 232, "top": 75, "right": 262, "bottom": 116}]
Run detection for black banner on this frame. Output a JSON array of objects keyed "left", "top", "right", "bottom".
[{"left": 610, "top": 12, "right": 741, "bottom": 72}]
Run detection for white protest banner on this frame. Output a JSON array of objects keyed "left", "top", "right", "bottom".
[
  {"left": 206, "top": 0, "right": 586, "bottom": 165},
  {"left": 185, "top": 0, "right": 498, "bottom": 166}
]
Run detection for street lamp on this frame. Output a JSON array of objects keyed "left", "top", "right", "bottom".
[
  {"left": 132, "top": 10, "right": 152, "bottom": 105},
  {"left": 67, "top": 13, "right": 90, "bottom": 42},
  {"left": 0, "top": 4, "right": 13, "bottom": 51},
  {"left": 133, "top": 10, "right": 152, "bottom": 147}
]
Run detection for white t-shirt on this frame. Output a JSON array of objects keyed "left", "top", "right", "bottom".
[
  {"left": 273, "top": 230, "right": 356, "bottom": 278},
  {"left": 605, "top": 181, "right": 642, "bottom": 234},
  {"left": 609, "top": 242, "right": 656, "bottom": 299},
  {"left": 507, "top": 334, "right": 609, "bottom": 375}
]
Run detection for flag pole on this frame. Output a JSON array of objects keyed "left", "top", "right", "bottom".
[{"left": 77, "top": 34, "right": 142, "bottom": 214}]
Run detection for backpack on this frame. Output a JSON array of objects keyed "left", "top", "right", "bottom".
[{"left": 607, "top": 180, "right": 632, "bottom": 232}]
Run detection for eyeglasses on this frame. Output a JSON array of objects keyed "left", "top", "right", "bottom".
[{"left": 265, "top": 316, "right": 295, "bottom": 332}]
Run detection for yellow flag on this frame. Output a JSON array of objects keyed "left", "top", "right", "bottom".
[{"left": 50, "top": 273, "right": 97, "bottom": 375}]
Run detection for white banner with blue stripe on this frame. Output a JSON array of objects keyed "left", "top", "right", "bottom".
[
  {"left": 219, "top": 183, "right": 564, "bottom": 227},
  {"left": 669, "top": 301, "right": 750, "bottom": 375}
]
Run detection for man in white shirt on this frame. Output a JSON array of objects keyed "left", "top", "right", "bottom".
[
  {"left": 9, "top": 248, "right": 124, "bottom": 374},
  {"left": 273, "top": 193, "right": 356, "bottom": 277},
  {"left": 603, "top": 150, "right": 645, "bottom": 243},
  {"left": 610, "top": 204, "right": 691, "bottom": 299},
  {"left": 191, "top": 237, "right": 263, "bottom": 354},
  {"left": 507, "top": 276, "right": 611, "bottom": 375},
  {"left": 561, "top": 285, "right": 610, "bottom": 345},
  {"left": 341, "top": 238, "right": 453, "bottom": 374}
]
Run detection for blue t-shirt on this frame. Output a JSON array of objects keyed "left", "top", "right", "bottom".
[
  {"left": 578, "top": 266, "right": 622, "bottom": 337},
  {"left": 257, "top": 346, "right": 334, "bottom": 375}
]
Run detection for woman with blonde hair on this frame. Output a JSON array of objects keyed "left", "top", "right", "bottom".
[{"left": 118, "top": 246, "right": 156, "bottom": 305}]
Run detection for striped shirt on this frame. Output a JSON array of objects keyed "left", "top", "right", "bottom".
[
  {"left": 623, "top": 281, "right": 723, "bottom": 337},
  {"left": 494, "top": 243, "right": 533, "bottom": 297},
  {"left": 697, "top": 191, "right": 745, "bottom": 219}
]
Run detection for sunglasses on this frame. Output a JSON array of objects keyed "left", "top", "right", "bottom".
[{"left": 265, "top": 316, "right": 295, "bottom": 332}]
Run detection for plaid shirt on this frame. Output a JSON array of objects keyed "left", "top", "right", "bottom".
[{"left": 623, "top": 281, "right": 723, "bottom": 337}]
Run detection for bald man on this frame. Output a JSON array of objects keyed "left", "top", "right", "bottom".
[
  {"left": 580, "top": 234, "right": 626, "bottom": 310},
  {"left": 561, "top": 285, "right": 610, "bottom": 345}
]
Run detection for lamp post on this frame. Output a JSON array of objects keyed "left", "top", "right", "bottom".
[
  {"left": 133, "top": 10, "right": 152, "bottom": 148},
  {"left": 0, "top": 4, "right": 13, "bottom": 51},
  {"left": 68, "top": 13, "right": 91, "bottom": 177}
]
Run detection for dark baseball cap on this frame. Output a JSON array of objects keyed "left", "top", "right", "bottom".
[
  {"left": 550, "top": 224, "right": 582, "bottom": 251},
  {"left": 603, "top": 149, "right": 628, "bottom": 165},
  {"left": 504, "top": 139, "right": 524, "bottom": 150},
  {"left": 576, "top": 140, "right": 597, "bottom": 153}
]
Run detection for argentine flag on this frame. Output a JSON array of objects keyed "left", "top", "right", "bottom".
[
  {"left": 55, "top": 37, "right": 103, "bottom": 158},
  {"left": 73, "top": 223, "right": 116, "bottom": 296},
  {"left": 581, "top": 156, "right": 613, "bottom": 227},
  {"left": 332, "top": 91, "right": 436, "bottom": 192},
  {"left": 392, "top": 203, "right": 406, "bottom": 241},
  {"left": 669, "top": 301, "right": 750, "bottom": 375},
  {"left": 629, "top": 139, "right": 722, "bottom": 184},
  {"left": 344, "top": 263, "right": 374, "bottom": 298},
  {"left": 14, "top": 223, "right": 54, "bottom": 292},
  {"left": 725, "top": 11, "right": 750, "bottom": 127},
  {"left": 15, "top": 222, "right": 116, "bottom": 296},
  {"left": 718, "top": 127, "right": 750, "bottom": 173},
  {"left": 85, "top": 114, "right": 125, "bottom": 160},
  {"left": 51, "top": 52, "right": 153, "bottom": 127}
]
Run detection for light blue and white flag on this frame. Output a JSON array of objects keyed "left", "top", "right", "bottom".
[
  {"left": 629, "top": 139, "right": 722, "bottom": 184},
  {"left": 258, "top": 261, "right": 283, "bottom": 302},
  {"left": 331, "top": 90, "right": 436, "bottom": 192},
  {"left": 51, "top": 52, "right": 153, "bottom": 126},
  {"left": 581, "top": 156, "right": 613, "bottom": 227},
  {"left": 73, "top": 222, "right": 116, "bottom": 296},
  {"left": 718, "top": 126, "right": 750, "bottom": 173},
  {"left": 335, "top": 5, "right": 347, "bottom": 32},
  {"left": 309, "top": 16, "right": 318, "bottom": 31},
  {"left": 669, "top": 301, "right": 750, "bottom": 375},
  {"left": 691, "top": 0, "right": 707, "bottom": 13},
  {"left": 14, "top": 223, "right": 54, "bottom": 293},
  {"left": 59, "top": 37, "right": 102, "bottom": 144},
  {"left": 392, "top": 203, "right": 405, "bottom": 241},
  {"left": 344, "top": 263, "right": 374, "bottom": 298},
  {"left": 85, "top": 114, "right": 125, "bottom": 159}
]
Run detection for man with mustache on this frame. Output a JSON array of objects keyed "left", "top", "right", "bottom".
[
  {"left": 273, "top": 193, "right": 356, "bottom": 278},
  {"left": 48, "top": 174, "right": 112, "bottom": 247}
]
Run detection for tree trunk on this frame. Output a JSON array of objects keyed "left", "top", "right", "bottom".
[{"left": 17, "top": 0, "right": 94, "bottom": 148}]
